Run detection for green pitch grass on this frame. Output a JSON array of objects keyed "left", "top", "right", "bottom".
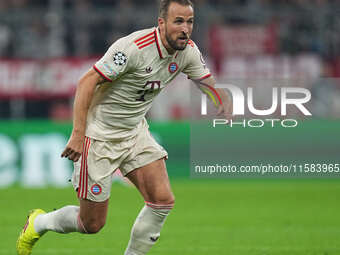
[{"left": 1, "top": 179, "right": 340, "bottom": 255}]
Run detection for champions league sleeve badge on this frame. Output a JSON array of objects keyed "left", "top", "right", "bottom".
[
  {"left": 113, "top": 52, "right": 127, "bottom": 66},
  {"left": 168, "top": 62, "right": 178, "bottom": 74}
]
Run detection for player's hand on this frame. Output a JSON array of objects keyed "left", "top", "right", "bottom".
[
  {"left": 61, "top": 135, "right": 84, "bottom": 162},
  {"left": 217, "top": 100, "right": 232, "bottom": 120}
]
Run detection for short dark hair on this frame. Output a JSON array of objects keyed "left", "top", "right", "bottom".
[{"left": 159, "top": 0, "right": 194, "bottom": 19}]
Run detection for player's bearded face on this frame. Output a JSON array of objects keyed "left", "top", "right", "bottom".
[
  {"left": 162, "top": 3, "right": 194, "bottom": 52},
  {"left": 164, "top": 25, "right": 190, "bottom": 51}
]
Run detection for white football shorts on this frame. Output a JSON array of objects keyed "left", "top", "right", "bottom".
[{"left": 72, "top": 119, "right": 168, "bottom": 202}]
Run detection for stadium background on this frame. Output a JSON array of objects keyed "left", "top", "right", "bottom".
[{"left": 0, "top": 0, "right": 340, "bottom": 254}]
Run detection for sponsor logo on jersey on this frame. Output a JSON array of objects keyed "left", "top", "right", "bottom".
[
  {"left": 136, "top": 80, "right": 161, "bottom": 101},
  {"left": 113, "top": 52, "right": 127, "bottom": 66},
  {"left": 91, "top": 184, "right": 102, "bottom": 195},
  {"left": 168, "top": 62, "right": 178, "bottom": 74}
]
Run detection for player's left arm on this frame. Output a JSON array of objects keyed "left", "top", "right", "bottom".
[
  {"left": 196, "top": 75, "right": 232, "bottom": 119},
  {"left": 182, "top": 40, "right": 232, "bottom": 119}
]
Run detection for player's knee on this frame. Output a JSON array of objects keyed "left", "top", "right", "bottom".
[
  {"left": 165, "top": 195, "right": 175, "bottom": 207},
  {"left": 149, "top": 194, "right": 175, "bottom": 208},
  {"left": 84, "top": 219, "right": 106, "bottom": 234}
]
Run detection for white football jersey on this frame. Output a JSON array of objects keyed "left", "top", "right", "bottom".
[{"left": 86, "top": 27, "right": 211, "bottom": 141}]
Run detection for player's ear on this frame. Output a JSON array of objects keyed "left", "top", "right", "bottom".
[{"left": 158, "top": 17, "right": 165, "bottom": 28}]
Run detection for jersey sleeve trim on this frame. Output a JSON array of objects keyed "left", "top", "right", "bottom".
[
  {"left": 199, "top": 74, "right": 212, "bottom": 80},
  {"left": 93, "top": 65, "right": 112, "bottom": 82},
  {"left": 187, "top": 73, "right": 212, "bottom": 80}
]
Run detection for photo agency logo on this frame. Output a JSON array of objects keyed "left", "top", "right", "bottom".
[{"left": 198, "top": 83, "right": 312, "bottom": 128}]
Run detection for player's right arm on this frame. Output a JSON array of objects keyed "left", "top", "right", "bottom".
[
  {"left": 61, "top": 35, "right": 137, "bottom": 162},
  {"left": 61, "top": 68, "right": 104, "bottom": 162}
]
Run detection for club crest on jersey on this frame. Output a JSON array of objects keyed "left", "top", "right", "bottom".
[
  {"left": 113, "top": 52, "right": 127, "bottom": 66},
  {"left": 168, "top": 62, "right": 178, "bottom": 74},
  {"left": 91, "top": 184, "right": 102, "bottom": 195}
]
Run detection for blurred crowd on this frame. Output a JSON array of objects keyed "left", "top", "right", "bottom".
[
  {"left": 0, "top": 0, "right": 340, "bottom": 60},
  {"left": 1, "top": 0, "right": 340, "bottom": 120}
]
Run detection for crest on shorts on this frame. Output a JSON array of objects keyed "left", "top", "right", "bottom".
[
  {"left": 168, "top": 62, "right": 178, "bottom": 74},
  {"left": 91, "top": 184, "right": 102, "bottom": 195},
  {"left": 113, "top": 52, "right": 127, "bottom": 66}
]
